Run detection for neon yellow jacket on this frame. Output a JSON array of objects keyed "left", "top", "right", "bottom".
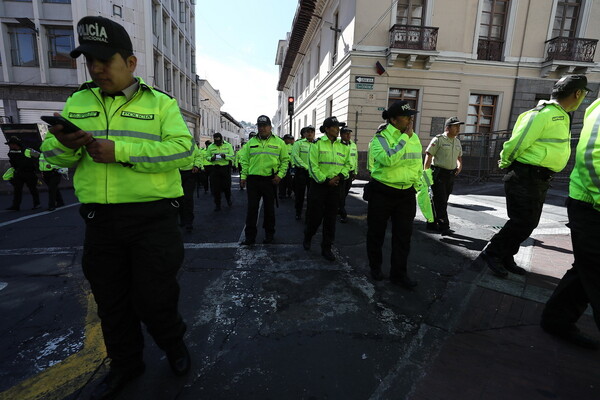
[
  {"left": 39, "top": 153, "right": 61, "bottom": 172},
  {"left": 240, "top": 134, "right": 290, "bottom": 179},
  {"left": 569, "top": 98, "right": 600, "bottom": 211},
  {"left": 2, "top": 167, "right": 14, "bottom": 181},
  {"left": 41, "top": 77, "right": 194, "bottom": 204},
  {"left": 339, "top": 139, "right": 358, "bottom": 173},
  {"left": 308, "top": 135, "right": 351, "bottom": 183},
  {"left": 205, "top": 141, "right": 234, "bottom": 166},
  {"left": 369, "top": 123, "right": 423, "bottom": 189},
  {"left": 292, "top": 138, "right": 311, "bottom": 169},
  {"left": 180, "top": 144, "right": 203, "bottom": 171},
  {"left": 499, "top": 100, "right": 571, "bottom": 172}
]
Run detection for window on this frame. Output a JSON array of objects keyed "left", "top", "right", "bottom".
[
  {"left": 46, "top": 26, "right": 75, "bottom": 68},
  {"left": 466, "top": 94, "right": 497, "bottom": 133},
  {"left": 8, "top": 25, "right": 39, "bottom": 67},
  {"left": 152, "top": 3, "right": 159, "bottom": 35},
  {"left": 553, "top": 0, "right": 581, "bottom": 38},
  {"left": 43, "top": 0, "right": 71, "bottom": 3},
  {"left": 164, "top": 65, "right": 172, "bottom": 92},
  {"left": 191, "top": 49, "right": 195, "bottom": 73},
  {"left": 162, "top": 15, "right": 168, "bottom": 46},
  {"left": 180, "top": 1, "right": 186, "bottom": 24},
  {"left": 113, "top": 5, "right": 122, "bottom": 17},
  {"left": 331, "top": 12, "right": 339, "bottom": 67},
  {"left": 192, "top": 84, "right": 197, "bottom": 106},
  {"left": 396, "top": 0, "right": 425, "bottom": 26},
  {"left": 388, "top": 88, "right": 419, "bottom": 109},
  {"left": 478, "top": 0, "right": 510, "bottom": 61}
]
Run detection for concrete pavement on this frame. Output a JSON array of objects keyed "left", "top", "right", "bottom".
[{"left": 0, "top": 176, "right": 598, "bottom": 400}]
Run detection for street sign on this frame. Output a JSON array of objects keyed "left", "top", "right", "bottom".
[
  {"left": 355, "top": 83, "right": 374, "bottom": 90},
  {"left": 355, "top": 76, "right": 375, "bottom": 84},
  {"left": 377, "top": 107, "right": 385, "bottom": 111}
]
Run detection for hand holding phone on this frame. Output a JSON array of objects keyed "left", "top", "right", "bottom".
[{"left": 41, "top": 115, "right": 81, "bottom": 134}]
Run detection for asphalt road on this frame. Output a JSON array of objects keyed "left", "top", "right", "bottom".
[{"left": 0, "top": 176, "right": 582, "bottom": 400}]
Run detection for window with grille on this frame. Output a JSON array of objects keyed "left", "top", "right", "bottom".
[
  {"left": 396, "top": 0, "right": 425, "bottom": 26},
  {"left": 553, "top": 0, "right": 581, "bottom": 38},
  {"left": 466, "top": 94, "right": 497, "bottom": 133},
  {"left": 8, "top": 25, "right": 39, "bottom": 67},
  {"left": 478, "top": 0, "right": 510, "bottom": 61},
  {"left": 388, "top": 88, "right": 419, "bottom": 109},
  {"left": 46, "top": 26, "right": 75, "bottom": 68}
]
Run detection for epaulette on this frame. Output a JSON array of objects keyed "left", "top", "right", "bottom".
[
  {"left": 376, "top": 123, "right": 388, "bottom": 134},
  {"left": 435, "top": 133, "right": 443, "bottom": 138},
  {"left": 533, "top": 102, "right": 548, "bottom": 112},
  {"left": 149, "top": 85, "right": 174, "bottom": 99},
  {"left": 69, "top": 81, "right": 98, "bottom": 97}
]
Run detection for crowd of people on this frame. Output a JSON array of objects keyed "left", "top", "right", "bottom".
[{"left": 2, "top": 15, "right": 599, "bottom": 400}]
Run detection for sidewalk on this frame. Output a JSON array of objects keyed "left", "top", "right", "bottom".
[{"left": 412, "top": 184, "right": 599, "bottom": 400}]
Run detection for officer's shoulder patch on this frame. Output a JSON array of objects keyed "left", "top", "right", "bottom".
[
  {"left": 552, "top": 115, "right": 565, "bottom": 121},
  {"left": 121, "top": 111, "right": 155, "bottom": 120},
  {"left": 69, "top": 81, "right": 98, "bottom": 97}
]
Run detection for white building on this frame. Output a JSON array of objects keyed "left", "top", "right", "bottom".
[
  {"left": 276, "top": 0, "right": 600, "bottom": 177},
  {"left": 197, "top": 78, "right": 224, "bottom": 146},
  {"left": 219, "top": 111, "right": 244, "bottom": 150},
  {"left": 0, "top": 0, "right": 199, "bottom": 159}
]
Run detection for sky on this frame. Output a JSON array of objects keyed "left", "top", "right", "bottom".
[{"left": 194, "top": 1, "right": 299, "bottom": 124}]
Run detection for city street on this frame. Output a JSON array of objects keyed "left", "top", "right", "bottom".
[{"left": 0, "top": 176, "right": 598, "bottom": 400}]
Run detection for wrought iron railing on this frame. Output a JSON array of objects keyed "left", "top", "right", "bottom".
[
  {"left": 545, "top": 36, "right": 598, "bottom": 62},
  {"left": 477, "top": 38, "right": 504, "bottom": 61},
  {"left": 389, "top": 24, "right": 438, "bottom": 51}
]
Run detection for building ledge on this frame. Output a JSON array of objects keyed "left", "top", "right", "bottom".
[{"left": 386, "top": 49, "right": 439, "bottom": 69}]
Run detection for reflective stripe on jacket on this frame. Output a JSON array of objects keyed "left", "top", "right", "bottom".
[
  {"left": 369, "top": 123, "right": 423, "bottom": 189},
  {"left": 308, "top": 135, "right": 351, "bottom": 183},
  {"left": 499, "top": 100, "right": 571, "bottom": 172},
  {"left": 41, "top": 77, "right": 194, "bottom": 203},
  {"left": 569, "top": 98, "right": 600, "bottom": 211},
  {"left": 240, "top": 134, "right": 290, "bottom": 179},
  {"left": 206, "top": 141, "right": 234, "bottom": 166}
]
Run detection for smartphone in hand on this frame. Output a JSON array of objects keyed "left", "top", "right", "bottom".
[{"left": 41, "top": 115, "right": 81, "bottom": 134}]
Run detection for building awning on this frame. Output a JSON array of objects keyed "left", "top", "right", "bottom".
[{"left": 276, "top": 0, "right": 317, "bottom": 91}]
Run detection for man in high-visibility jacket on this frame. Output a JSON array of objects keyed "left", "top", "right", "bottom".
[
  {"left": 304, "top": 116, "right": 352, "bottom": 261},
  {"left": 278, "top": 134, "right": 294, "bottom": 199},
  {"left": 5, "top": 136, "right": 40, "bottom": 211},
  {"left": 239, "top": 115, "right": 289, "bottom": 245},
  {"left": 292, "top": 126, "right": 316, "bottom": 220},
  {"left": 540, "top": 97, "right": 600, "bottom": 350},
  {"left": 41, "top": 16, "right": 193, "bottom": 399},
  {"left": 338, "top": 127, "right": 358, "bottom": 223},
  {"left": 179, "top": 143, "right": 203, "bottom": 232},
  {"left": 205, "top": 132, "right": 234, "bottom": 211},
  {"left": 39, "top": 153, "right": 65, "bottom": 211},
  {"left": 481, "top": 75, "right": 589, "bottom": 278}
]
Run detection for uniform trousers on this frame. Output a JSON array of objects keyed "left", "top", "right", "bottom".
[
  {"left": 366, "top": 179, "right": 416, "bottom": 280},
  {"left": 80, "top": 199, "right": 186, "bottom": 370},
  {"left": 42, "top": 170, "right": 64, "bottom": 209},
  {"left": 197, "top": 168, "right": 209, "bottom": 193},
  {"left": 431, "top": 166, "right": 456, "bottom": 230},
  {"left": 294, "top": 168, "right": 310, "bottom": 216},
  {"left": 11, "top": 170, "right": 40, "bottom": 208},
  {"left": 338, "top": 171, "right": 355, "bottom": 219},
  {"left": 178, "top": 170, "right": 196, "bottom": 227},
  {"left": 244, "top": 175, "right": 276, "bottom": 241},
  {"left": 304, "top": 179, "right": 341, "bottom": 250},
  {"left": 209, "top": 165, "right": 231, "bottom": 207},
  {"left": 278, "top": 168, "right": 293, "bottom": 198},
  {"left": 541, "top": 198, "right": 600, "bottom": 331},
  {"left": 485, "top": 162, "right": 552, "bottom": 263}
]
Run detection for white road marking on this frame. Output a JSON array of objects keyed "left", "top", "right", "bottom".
[{"left": 0, "top": 203, "right": 79, "bottom": 228}]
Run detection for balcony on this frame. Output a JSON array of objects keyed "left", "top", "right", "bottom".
[
  {"left": 387, "top": 24, "right": 439, "bottom": 69},
  {"left": 541, "top": 36, "right": 598, "bottom": 77},
  {"left": 477, "top": 38, "right": 503, "bottom": 61}
]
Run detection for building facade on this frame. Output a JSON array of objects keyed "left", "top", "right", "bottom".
[
  {"left": 197, "top": 77, "right": 224, "bottom": 146},
  {"left": 275, "top": 0, "right": 600, "bottom": 176},
  {"left": 0, "top": 0, "right": 199, "bottom": 158}
]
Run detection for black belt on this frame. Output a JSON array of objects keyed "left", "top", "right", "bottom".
[{"left": 511, "top": 161, "right": 554, "bottom": 180}]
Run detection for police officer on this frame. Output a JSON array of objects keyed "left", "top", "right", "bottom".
[
  {"left": 540, "top": 96, "right": 600, "bottom": 349},
  {"left": 197, "top": 140, "right": 211, "bottom": 194},
  {"left": 367, "top": 101, "right": 422, "bottom": 288},
  {"left": 292, "top": 126, "right": 316, "bottom": 220},
  {"left": 423, "top": 116, "right": 463, "bottom": 234},
  {"left": 179, "top": 143, "right": 203, "bottom": 232},
  {"left": 5, "top": 136, "right": 40, "bottom": 211},
  {"left": 41, "top": 16, "right": 193, "bottom": 399},
  {"left": 206, "top": 132, "right": 234, "bottom": 211},
  {"left": 239, "top": 115, "right": 289, "bottom": 245},
  {"left": 278, "top": 134, "right": 294, "bottom": 199},
  {"left": 481, "top": 75, "right": 589, "bottom": 278},
  {"left": 303, "top": 117, "right": 351, "bottom": 261},
  {"left": 39, "top": 153, "right": 65, "bottom": 211},
  {"left": 338, "top": 127, "right": 358, "bottom": 223}
]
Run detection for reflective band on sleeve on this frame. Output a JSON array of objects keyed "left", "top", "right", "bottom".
[
  {"left": 43, "top": 148, "right": 65, "bottom": 158},
  {"left": 402, "top": 152, "right": 422, "bottom": 160},
  {"left": 536, "top": 138, "right": 569, "bottom": 143},
  {"left": 319, "top": 161, "right": 344, "bottom": 166},
  {"left": 584, "top": 113, "right": 600, "bottom": 189},
  {"left": 130, "top": 142, "right": 195, "bottom": 163},
  {"left": 249, "top": 151, "right": 280, "bottom": 157},
  {"left": 108, "top": 130, "right": 161, "bottom": 141},
  {"left": 377, "top": 135, "right": 407, "bottom": 156}
]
